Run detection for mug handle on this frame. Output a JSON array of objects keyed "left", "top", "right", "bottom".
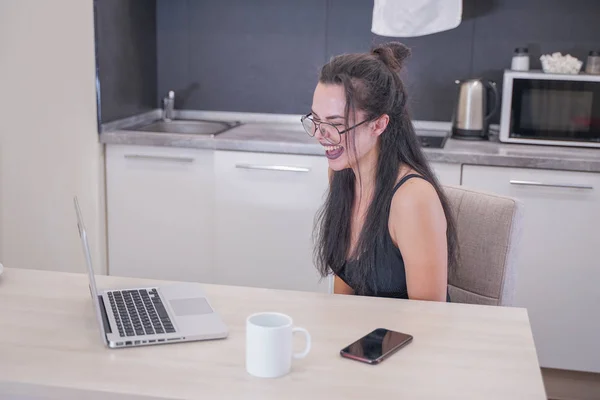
[{"left": 292, "top": 327, "right": 311, "bottom": 359}]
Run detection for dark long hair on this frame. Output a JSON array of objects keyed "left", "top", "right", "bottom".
[{"left": 313, "top": 42, "right": 458, "bottom": 295}]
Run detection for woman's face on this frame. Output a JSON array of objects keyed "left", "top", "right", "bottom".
[{"left": 310, "top": 83, "right": 382, "bottom": 171}]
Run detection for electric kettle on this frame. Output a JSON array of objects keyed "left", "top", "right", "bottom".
[{"left": 451, "top": 78, "right": 499, "bottom": 140}]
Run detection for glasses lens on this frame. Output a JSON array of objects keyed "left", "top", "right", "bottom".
[
  {"left": 302, "top": 117, "right": 316, "bottom": 137},
  {"left": 319, "top": 123, "right": 341, "bottom": 144}
]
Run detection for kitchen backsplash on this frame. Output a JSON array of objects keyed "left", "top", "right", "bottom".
[
  {"left": 94, "top": 0, "right": 157, "bottom": 123},
  {"left": 95, "top": 0, "right": 600, "bottom": 124}
]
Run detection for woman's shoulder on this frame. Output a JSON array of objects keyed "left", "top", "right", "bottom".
[
  {"left": 390, "top": 171, "right": 443, "bottom": 218},
  {"left": 388, "top": 170, "right": 447, "bottom": 244}
]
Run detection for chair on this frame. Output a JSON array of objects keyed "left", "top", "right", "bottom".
[{"left": 443, "top": 185, "right": 524, "bottom": 306}]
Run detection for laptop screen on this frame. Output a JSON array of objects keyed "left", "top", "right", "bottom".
[{"left": 74, "top": 196, "right": 108, "bottom": 346}]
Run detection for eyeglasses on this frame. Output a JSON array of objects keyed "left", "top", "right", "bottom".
[{"left": 300, "top": 113, "right": 370, "bottom": 145}]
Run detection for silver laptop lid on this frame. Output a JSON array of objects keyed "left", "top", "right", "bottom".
[{"left": 74, "top": 196, "right": 108, "bottom": 346}]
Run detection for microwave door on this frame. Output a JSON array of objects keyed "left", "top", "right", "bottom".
[{"left": 501, "top": 72, "right": 600, "bottom": 147}]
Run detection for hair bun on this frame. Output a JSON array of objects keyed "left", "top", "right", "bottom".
[{"left": 371, "top": 42, "right": 411, "bottom": 73}]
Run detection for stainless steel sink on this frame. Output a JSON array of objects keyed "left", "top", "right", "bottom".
[{"left": 132, "top": 119, "right": 240, "bottom": 136}]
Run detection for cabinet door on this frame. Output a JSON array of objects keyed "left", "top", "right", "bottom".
[
  {"left": 214, "top": 151, "right": 330, "bottom": 293},
  {"left": 106, "top": 145, "right": 214, "bottom": 283},
  {"left": 430, "top": 162, "right": 461, "bottom": 186},
  {"left": 461, "top": 165, "right": 600, "bottom": 373}
]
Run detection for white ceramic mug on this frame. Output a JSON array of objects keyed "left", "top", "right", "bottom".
[{"left": 246, "top": 312, "right": 311, "bottom": 378}]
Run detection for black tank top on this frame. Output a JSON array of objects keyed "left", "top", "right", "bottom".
[{"left": 337, "top": 174, "right": 450, "bottom": 301}]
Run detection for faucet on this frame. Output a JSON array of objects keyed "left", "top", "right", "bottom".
[{"left": 162, "top": 90, "right": 175, "bottom": 121}]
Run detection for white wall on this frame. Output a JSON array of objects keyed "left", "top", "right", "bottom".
[{"left": 0, "top": 0, "right": 106, "bottom": 274}]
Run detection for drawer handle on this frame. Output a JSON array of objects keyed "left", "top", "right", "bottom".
[
  {"left": 235, "top": 164, "right": 311, "bottom": 173},
  {"left": 124, "top": 154, "right": 195, "bottom": 163},
  {"left": 509, "top": 180, "right": 593, "bottom": 190}
]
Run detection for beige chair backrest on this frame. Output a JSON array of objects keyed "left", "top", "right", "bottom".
[{"left": 443, "top": 185, "right": 524, "bottom": 306}]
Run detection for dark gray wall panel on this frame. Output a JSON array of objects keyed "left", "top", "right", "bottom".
[
  {"left": 324, "top": 0, "right": 374, "bottom": 58},
  {"left": 95, "top": 0, "right": 157, "bottom": 123},
  {"left": 323, "top": 0, "right": 476, "bottom": 122},
  {"left": 156, "top": 0, "right": 189, "bottom": 109},
  {"left": 471, "top": 0, "right": 600, "bottom": 123},
  {"left": 153, "top": 0, "right": 600, "bottom": 121},
  {"left": 158, "top": 0, "right": 327, "bottom": 114},
  {"left": 371, "top": 21, "right": 475, "bottom": 122}
]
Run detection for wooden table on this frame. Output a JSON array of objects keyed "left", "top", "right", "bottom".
[{"left": 0, "top": 268, "right": 546, "bottom": 399}]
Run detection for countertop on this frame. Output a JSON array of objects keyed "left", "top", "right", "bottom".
[
  {"left": 0, "top": 267, "right": 546, "bottom": 399},
  {"left": 100, "top": 113, "right": 600, "bottom": 173}
]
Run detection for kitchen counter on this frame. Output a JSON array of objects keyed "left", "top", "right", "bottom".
[
  {"left": 100, "top": 113, "right": 600, "bottom": 173},
  {"left": 0, "top": 267, "right": 546, "bottom": 399}
]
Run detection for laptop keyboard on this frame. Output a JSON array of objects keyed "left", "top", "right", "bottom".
[{"left": 107, "top": 289, "right": 176, "bottom": 337}]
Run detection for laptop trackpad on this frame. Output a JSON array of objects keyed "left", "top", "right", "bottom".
[{"left": 169, "top": 298, "right": 213, "bottom": 316}]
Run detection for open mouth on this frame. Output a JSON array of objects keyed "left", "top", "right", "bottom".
[{"left": 323, "top": 145, "right": 344, "bottom": 160}]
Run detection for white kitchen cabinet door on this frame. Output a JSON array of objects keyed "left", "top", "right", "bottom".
[
  {"left": 106, "top": 145, "right": 214, "bottom": 283},
  {"left": 430, "top": 162, "right": 461, "bottom": 186},
  {"left": 461, "top": 165, "right": 600, "bottom": 373},
  {"left": 214, "top": 151, "right": 330, "bottom": 293}
]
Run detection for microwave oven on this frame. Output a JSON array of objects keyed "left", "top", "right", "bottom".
[{"left": 499, "top": 70, "right": 600, "bottom": 148}]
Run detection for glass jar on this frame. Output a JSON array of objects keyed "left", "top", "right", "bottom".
[
  {"left": 511, "top": 47, "right": 530, "bottom": 71},
  {"left": 585, "top": 51, "right": 600, "bottom": 74}
]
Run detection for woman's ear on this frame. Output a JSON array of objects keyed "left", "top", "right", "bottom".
[{"left": 371, "top": 114, "right": 390, "bottom": 137}]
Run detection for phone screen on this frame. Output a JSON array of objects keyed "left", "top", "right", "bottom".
[{"left": 340, "top": 328, "right": 413, "bottom": 364}]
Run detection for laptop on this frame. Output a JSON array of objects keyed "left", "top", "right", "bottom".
[{"left": 73, "top": 196, "right": 229, "bottom": 348}]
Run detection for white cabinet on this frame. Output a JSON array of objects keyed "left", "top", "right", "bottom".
[
  {"left": 214, "top": 151, "right": 330, "bottom": 293},
  {"left": 103, "top": 145, "right": 462, "bottom": 291},
  {"left": 105, "top": 145, "right": 215, "bottom": 282},
  {"left": 430, "top": 162, "right": 461, "bottom": 186},
  {"left": 461, "top": 165, "right": 600, "bottom": 373}
]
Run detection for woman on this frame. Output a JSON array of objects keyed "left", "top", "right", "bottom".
[{"left": 302, "top": 42, "right": 458, "bottom": 301}]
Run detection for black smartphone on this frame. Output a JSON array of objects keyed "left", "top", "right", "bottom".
[{"left": 340, "top": 328, "right": 413, "bottom": 365}]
